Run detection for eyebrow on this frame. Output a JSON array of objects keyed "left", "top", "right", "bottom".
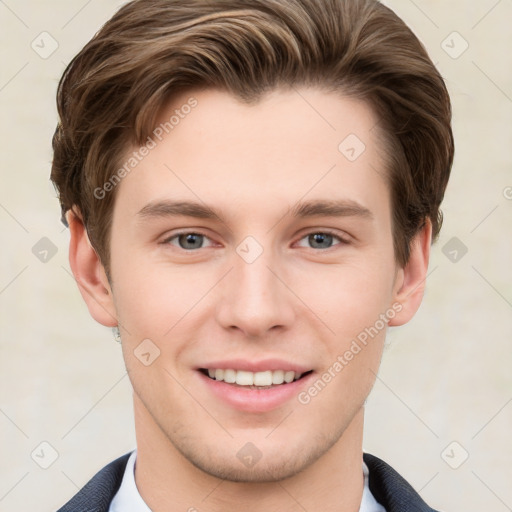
[
  {"left": 290, "top": 199, "right": 373, "bottom": 220},
  {"left": 137, "top": 199, "right": 374, "bottom": 222}
]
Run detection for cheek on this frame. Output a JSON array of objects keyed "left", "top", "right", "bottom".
[
  {"left": 289, "top": 257, "right": 396, "bottom": 341},
  {"left": 110, "top": 253, "right": 197, "bottom": 336}
]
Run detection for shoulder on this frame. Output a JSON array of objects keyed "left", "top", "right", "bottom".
[
  {"left": 363, "top": 453, "right": 442, "bottom": 512},
  {"left": 57, "top": 452, "right": 131, "bottom": 512}
]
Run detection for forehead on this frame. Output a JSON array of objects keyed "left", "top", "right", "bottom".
[{"left": 113, "top": 87, "right": 389, "bottom": 224}]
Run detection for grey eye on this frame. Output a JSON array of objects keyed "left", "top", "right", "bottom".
[
  {"left": 166, "top": 232, "right": 212, "bottom": 250},
  {"left": 307, "top": 233, "right": 335, "bottom": 249}
]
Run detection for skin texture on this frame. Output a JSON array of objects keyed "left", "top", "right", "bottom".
[{"left": 68, "top": 87, "right": 431, "bottom": 512}]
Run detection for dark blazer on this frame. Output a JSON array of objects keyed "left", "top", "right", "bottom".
[{"left": 57, "top": 452, "right": 440, "bottom": 512}]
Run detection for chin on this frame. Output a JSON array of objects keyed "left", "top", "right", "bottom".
[
  {"left": 183, "top": 450, "right": 315, "bottom": 483},
  {"left": 169, "top": 429, "right": 341, "bottom": 483}
]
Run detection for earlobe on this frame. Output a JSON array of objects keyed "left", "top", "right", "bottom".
[
  {"left": 67, "top": 209, "right": 118, "bottom": 327},
  {"left": 388, "top": 219, "right": 432, "bottom": 327}
]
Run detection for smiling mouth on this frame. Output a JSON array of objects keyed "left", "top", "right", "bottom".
[{"left": 199, "top": 368, "right": 313, "bottom": 389}]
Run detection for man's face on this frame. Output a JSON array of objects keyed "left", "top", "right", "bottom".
[{"left": 105, "top": 87, "right": 407, "bottom": 481}]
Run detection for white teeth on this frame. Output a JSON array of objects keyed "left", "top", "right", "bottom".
[
  {"left": 272, "top": 370, "right": 284, "bottom": 385},
  {"left": 284, "top": 371, "right": 295, "bottom": 383},
  {"left": 254, "top": 371, "right": 272, "bottom": 386},
  {"left": 223, "top": 368, "right": 236, "bottom": 383},
  {"left": 235, "top": 371, "right": 254, "bottom": 386},
  {"left": 205, "top": 368, "right": 306, "bottom": 386}
]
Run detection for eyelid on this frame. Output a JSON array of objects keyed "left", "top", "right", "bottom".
[
  {"left": 161, "top": 230, "right": 216, "bottom": 248},
  {"left": 295, "top": 229, "right": 351, "bottom": 249}
]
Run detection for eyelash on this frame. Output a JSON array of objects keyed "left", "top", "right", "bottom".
[{"left": 162, "top": 229, "right": 350, "bottom": 251}]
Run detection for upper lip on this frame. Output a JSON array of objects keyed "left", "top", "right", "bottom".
[{"left": 197, "top": 359, "right": 312, "bottom": 373}]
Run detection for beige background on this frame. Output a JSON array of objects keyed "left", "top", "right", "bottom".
[{"left": 1, "top": 1, "right": 511, "bottom": 511}]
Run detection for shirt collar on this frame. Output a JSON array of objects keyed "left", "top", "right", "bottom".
[
  {"left": 109, "top": 450, "right": 385, "bottom": 512},
  {"left": 109, "top": 450, "right": 151, "bottom": 512}
]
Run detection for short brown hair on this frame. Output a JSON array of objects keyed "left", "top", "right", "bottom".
[{"left": 51, "top": 0, "right": 454, "bottom": 276}]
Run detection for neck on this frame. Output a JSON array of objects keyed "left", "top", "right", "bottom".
[{"left": 134, "top": 396, "right": 365, "bottom": 512}]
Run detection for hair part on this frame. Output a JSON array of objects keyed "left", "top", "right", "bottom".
[{"left": 51, "top": 0, "right": 454, "bottom": 276}]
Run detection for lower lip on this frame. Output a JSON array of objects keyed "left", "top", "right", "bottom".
[{"left": 197, "top": 371, "right": 314, "bottom": 413}]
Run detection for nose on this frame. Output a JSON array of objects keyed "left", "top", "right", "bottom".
[{"left": 215, "top": 244, "right": 296, "bottom": 339}]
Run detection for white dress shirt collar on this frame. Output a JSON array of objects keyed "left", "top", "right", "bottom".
[{"left": 109, "top": 450, "right": 386, "bottom": 512}]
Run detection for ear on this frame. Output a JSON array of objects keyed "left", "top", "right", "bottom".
[
  {"left": 67, "top": 209, "right": 118, "bottom": 327},
  {"left": 388, "top": 219, "right": 432, "bottom": 327}
]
